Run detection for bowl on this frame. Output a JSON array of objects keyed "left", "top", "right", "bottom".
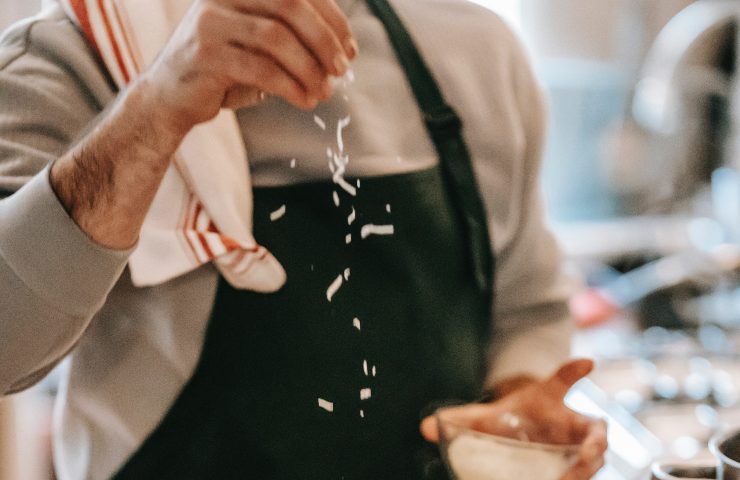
[
  {"left": 710, "top": 427, "right": 740, "bottom": 480},
  {"left": 437, "top": 413, "right": 580, "bottom": 480}
]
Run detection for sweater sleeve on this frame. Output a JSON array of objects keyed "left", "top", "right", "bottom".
[
  {"left": 0, "top": 10, "right": 131, "bottom": 395},
  {"left": 486, "top": 24, "right": 577, "bottom": 386}
]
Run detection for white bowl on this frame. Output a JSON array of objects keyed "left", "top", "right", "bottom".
[{"left": 437, "top": 414, "right": 580, "bottom": 480}]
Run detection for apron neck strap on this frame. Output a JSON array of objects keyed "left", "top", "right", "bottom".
[
  {"left": 364, "top": 0, "right": 496, "bottom": 300},
  {"left": 363, "top": 0, "right": 461, "bottom": 146}
]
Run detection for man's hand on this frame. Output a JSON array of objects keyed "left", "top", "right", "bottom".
[
  {"left": 52, "top": 0, "right": 355, "bottom": 250},
  {"left": 420, "top": 359, "right": 608, "bottom": 480},
  {"left": 143, "top": 0, "right": 358, "bottom": 135}
]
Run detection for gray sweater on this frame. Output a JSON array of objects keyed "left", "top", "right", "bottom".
[{"left": 0, "top": 1, "right": 574, "bottom": 478}]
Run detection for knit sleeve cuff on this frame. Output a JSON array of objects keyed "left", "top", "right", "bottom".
[
  {"left": 486, "top": 313, "right": 573, "bottom": 387},
  {"left": 0, "top": 167, "right": 132, "bottom": 318}
]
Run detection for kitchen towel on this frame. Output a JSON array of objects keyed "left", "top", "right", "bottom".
[{"left": 60, "top": 0, "right": 287, "bottom": 292}]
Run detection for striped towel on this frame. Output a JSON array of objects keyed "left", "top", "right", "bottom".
[{"left": 60, "top": 0, "right": 287, "bottom": 292}]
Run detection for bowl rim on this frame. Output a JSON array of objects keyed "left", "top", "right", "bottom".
[
  {"left": 436, "top": 413, "right": 582, "bottom": 454},
  {"left": 709, "top": 427, "right": 740, "bottom": 469},
  {"left": 649, "top": 459, "right": 717, "bottom": 480}
]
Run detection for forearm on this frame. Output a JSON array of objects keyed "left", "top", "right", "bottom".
[
  {"left": 0, "top": 81, "right": 186, "bottom": 395},
  {"left": 50, "top": 79, "right": 186, "bottom": 250},
  {"left": 486, "top": 313, "right": 573, "bottom": 393}
]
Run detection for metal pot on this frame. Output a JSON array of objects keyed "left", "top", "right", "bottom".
[
  {"left": 651, "top": 428, "right": 740, "bottom": 479},
  {"left": 712, "top": 428, "right": 740, "bottom": 479}
]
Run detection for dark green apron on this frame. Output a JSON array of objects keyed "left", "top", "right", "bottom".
[{"left": 113, "top": 1, "right": 495, "bottom": 478}]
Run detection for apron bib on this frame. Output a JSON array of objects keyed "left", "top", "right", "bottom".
[{"left": 113, "top": 1, "right": 495, "bottom": 478}]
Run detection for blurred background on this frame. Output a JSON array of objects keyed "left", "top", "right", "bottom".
[{"left": 1, "top": 0, "right": 739, "bottom": 479}]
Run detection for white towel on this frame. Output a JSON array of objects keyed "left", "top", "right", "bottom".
[{"left": 61, "top": 0, "right": 287, "bottom": 292}]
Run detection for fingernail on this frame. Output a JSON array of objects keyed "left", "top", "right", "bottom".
[
  {"left": 345, "top": 38, "right": 359, "bottom": 58},
  {"left": 334, "top": 54, "right": 350, "bottom": 75},
  {"left": 329, "top": 75, "right": 342, "bottom": 90},
  {"left": 321, "top": 80, "right": 334, "bottom": 99}
]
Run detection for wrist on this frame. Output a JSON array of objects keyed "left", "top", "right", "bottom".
[
  {"left": 121, "top": 76, "right": 192, "bottom": 156},
  {"left": 49, "top": 77, "right": 188, "bottom": 251}
]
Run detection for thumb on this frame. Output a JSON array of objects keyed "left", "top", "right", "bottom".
[
  {"left": 223, "top": 86, "right": 267, "bottom": 110},
  {"left": 542, "top": 359, "right": 594, "bottom": 400},
  {"left": 420, "top": 404, "right": 493, "bottom": 444},
  {"left": 420, "top": 415, "right": 439, "bottom": 443}
]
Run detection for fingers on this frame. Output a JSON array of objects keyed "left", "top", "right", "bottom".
[
  {"left": 560, "top": 457, "right": 605, "bottom": 480},
  {"left": 268, "top": 0, "right": 351, "bottom": 76},
  {"left": 560, "top": 419, "right": 608, "bottom": 480},
  {"left": 305, "top": 0, "right": 358, "bottom": 57},
  {"left": 226, "top": 0, "right": 354, "bottom": 77},
  {"left": 569, "top": 414, "right": 594, "bottom": 442},
  {"left": 420, "top": 404, "right": 493, "bottom": 443},
  {"left": 222, "top": 86, "right": 266, "bottom": 109},
  {"left": 543, "top": 359, "right": 594, "bottom": 400},
  {"left": 207, "top": 5, "right": 331, "bottom": 101},
  {"left": 224, "top": 46, "right": 314, "bottom": 109},
  {"left": 420, "top": 415, "right": 439, "bottom": 443}
]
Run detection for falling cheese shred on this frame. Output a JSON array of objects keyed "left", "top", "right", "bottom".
[
  {"left": 318, "top": 398, "right": 334, "bottom": 412},
  {"left": 270, "top": 205, "right": 286, "bottom": 222},
  {"left": 334, "top": 174, "right": 357, "bottom": 197},
  {"left": 326, "top": 275, "right": 344, "bottom": 302},
  {"left": 361, "top": 224, "right": 395, "bottom": 239},
  {"left": 337, "top": 116, "right": 351, "bottom": 153}
]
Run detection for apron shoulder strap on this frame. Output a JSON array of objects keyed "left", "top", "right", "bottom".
[
  {"left": 364, "top": 0, "right": 495, "bottom": 302},
  {"left": 363, "top": 0, "right": 461, "bottom": 146}
]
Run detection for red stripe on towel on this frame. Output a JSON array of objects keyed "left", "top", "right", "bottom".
[
  {"left": 192, "top": 204, "right": 215, "bottom": 259},
  {"left": 97, "top": 0, "right": 131, "bottom": 83},
  {"left": 196, "top": 233, "right": 215, "bottom": 260},
  {"left": 182, "top": 195, "right": 202, "bottom": 262},
  {"left": 69, "top": 0, "right": 102, "bottom": 57},
  {"left": 109, "top": 0, "right": 141, "bottom": 74},
  {"left": 227, "top": 250, "right": 247, "bottom": 269},
  {"left": 221, "top": 236, "right": 243, "bottom": 252},
  {"left": 192, "top": 203, "right": 202, "bottom": 230}
]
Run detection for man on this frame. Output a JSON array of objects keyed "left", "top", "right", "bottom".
[{"left": 0, "top": 0, "right": 607, "bottom": 478}]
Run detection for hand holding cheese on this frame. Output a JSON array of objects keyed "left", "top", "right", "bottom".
[
  {"left": 421, "top": 359, "right": 608, "bottom": 480},
  {"left": 141, "top": 0, "right": 358, "bottom": 135},
  {"left": 50, "top": 0, "right": 357, "bottom": 250}
]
